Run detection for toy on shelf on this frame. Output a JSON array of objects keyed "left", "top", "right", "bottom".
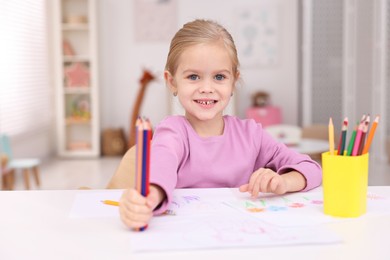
[
  {"left": 66, "top": 97, "right": 91, "bottom": 123},
  {"left": 63, "top": 40, "right": 75, "bottom": 56},
  {"left": 64, "top": 62, "right": 90, "bottom": 88},
  {"left": 73, "top": 97, "right": 90, "bottom": 119}
]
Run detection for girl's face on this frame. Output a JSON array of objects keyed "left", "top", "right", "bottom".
[{"left": 165, "top": 42, "right": 238, "bottom": 124}]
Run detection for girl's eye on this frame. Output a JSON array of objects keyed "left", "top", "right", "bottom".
[
  {"left": 215, "top": 74, "right": 226, "bottom": 81},
  {"left": 188, "top": 74, "right": 199, "bottom": 80}
]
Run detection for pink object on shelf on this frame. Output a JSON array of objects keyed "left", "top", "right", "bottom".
[
  {"left": 64, "top": 62, "right": 90, "bottom": 87},
  {"left": 63, "top": 40, "right": 75, "bottom": 56},
  {"left": 246, "top": 106, "right": 282, "bottom": 127}
]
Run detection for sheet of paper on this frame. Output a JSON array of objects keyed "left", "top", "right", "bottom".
[
  {"left": 131, "top": 212, "right": 341, "bottom": 252},
  {"left": 69, "top": 190, "right": 122, "bottom": 218},
  {"left": 130, "top": 188, "right": 342, "bottom": 252},
  {"left": 224, "top": 189, "right": 390, "bottom": 227},
  {"left": 68, "top": 187, "right": 390, "bottom": 252}
]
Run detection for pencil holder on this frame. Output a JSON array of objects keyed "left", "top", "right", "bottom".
[{"left": 321, "top": 152, "right": 369, "bottom": 217}]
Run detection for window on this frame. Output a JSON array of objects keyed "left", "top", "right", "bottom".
[{"left": 0, "top": 0, "right": 52, "bottom": 138}]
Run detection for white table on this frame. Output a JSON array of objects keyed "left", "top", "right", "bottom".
[
  {"left": 0, "top": 187, "right": 389, "bottom": 260},
  {"left": 290, "top": 138, "right": 329, "bottom": 154}
]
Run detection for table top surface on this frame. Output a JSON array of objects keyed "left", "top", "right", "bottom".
[
  {"left": 1, "top": 186, "right": 389, "bottom": 260},
  {"left": 290, "top": 138, "right": 329, "bottom": 154}
]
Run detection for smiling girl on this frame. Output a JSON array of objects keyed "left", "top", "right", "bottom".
[{"left": 119, "top": 19, "right": 322, "bottom": 229}]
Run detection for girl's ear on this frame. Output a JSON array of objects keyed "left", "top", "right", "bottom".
[
  {"left": 235, "top": 70, "right": 240, "bottom": 83},
  {"left": 164, "top": 70, "right": 177, "bottom": 94},
  {"left": 233, "top": 70, "right": 240, "bottom": 91}
]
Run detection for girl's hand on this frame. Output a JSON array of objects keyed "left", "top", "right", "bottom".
[
  {"left": 119, "top": 185, "right": 165, "bottom": 229},
  {"left": 239, "top": 168, "right": 288, "bottom": 198},
  {"left": 239, "top": 168, "right": 306, "bottom": 198}
]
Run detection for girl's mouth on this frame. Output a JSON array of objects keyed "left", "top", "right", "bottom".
[{"left": 195, "top": 100, "right": 217, "bottom": 105}]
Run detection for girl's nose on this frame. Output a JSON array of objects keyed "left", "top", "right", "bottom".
[{"left": 199, "top": 79, "right": 214, "bottom": 93}]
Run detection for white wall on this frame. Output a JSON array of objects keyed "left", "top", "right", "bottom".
[{"left": 98, "top": 0, "right": 299, "bottom": 137}]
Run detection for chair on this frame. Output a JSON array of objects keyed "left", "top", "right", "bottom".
[
  {"left": 301, "top": 124, "right": 328, "bottom": 162},
  {"left": 0, "top": 135, "right": 41, "bottom": 190},
  {"left": 106, "top": 146, "right": 136, "bottom": 189},
  {"left": 264, "top": 124, "right": 302, "bottom": 146},
  {"left": 1, "top": 154, "right": 15, "bottom": 190}
]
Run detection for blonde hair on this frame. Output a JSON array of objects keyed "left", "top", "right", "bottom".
[{"left": 165, "top": 19, "right": 239, "bottom": 78}]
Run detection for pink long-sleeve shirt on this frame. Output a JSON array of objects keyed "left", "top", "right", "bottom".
[{"left": 150, "top": 115, "right": 322, "bottom": 214}]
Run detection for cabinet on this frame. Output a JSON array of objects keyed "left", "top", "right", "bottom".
[{"left": 53, "top": 0, "right": 100, "bottom": 157}]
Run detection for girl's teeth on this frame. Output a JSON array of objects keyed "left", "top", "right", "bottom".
[{"left": 197, "top": 100, "right": 214, "bottom": 105}]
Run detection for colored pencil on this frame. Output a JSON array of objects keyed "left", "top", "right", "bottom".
[
  {"left": 337, "top": 117, "right": 348, "bottom": 155},
  {"left": 346, "top": 122, "right": 358, "bottom": 156},
  {"left": 352, "top": 115, "right": 367, "bottom": 156},
  {"left": 357, "top": 115, "right": 370, "bottom": 155},
  {"left": 145, "top": 119, "right": 152, "bottom": 196},
  {"left": 135, "top": 117, "right": 143, "bottom": 193},
  {"left": 362, "top": 115, "right": 379, "bottom": 154},
  {"left": 135, "top": 117, "right": 152, "bottom": 231},
  {"left": 101, "top": 200, "right": 119, "bottom": 206},
  {"left": 328, "top": 118, "right": 335, "bottom": 155}
]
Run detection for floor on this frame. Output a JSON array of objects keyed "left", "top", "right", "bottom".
[
  {"left": 8, "top": 156, "right": 390, "bottom": 191},
  {"left": 11, "top": 156, "right": 122, "bottom": 190}
]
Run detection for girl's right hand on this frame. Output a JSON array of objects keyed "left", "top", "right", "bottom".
[{"left": 119, "top": 185, "right": 164, "bottom": 229}]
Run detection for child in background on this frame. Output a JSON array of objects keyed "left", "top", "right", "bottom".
[{"left": 119, "top": 19, "right": 322, "bottom": 229}]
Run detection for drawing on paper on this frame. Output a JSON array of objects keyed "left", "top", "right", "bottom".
[
  {"left": 228, "top": 194, "right": 324, "bottom": 214},
  {"left": 180, "top": 216, "right": 297, "bottom": 245}
]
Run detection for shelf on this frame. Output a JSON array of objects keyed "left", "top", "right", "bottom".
[
  {"left": 63, "top": 55, "right": 90, "bottom": 62},
  {"left": 62, "top": 23, "right": 88, "bottom": 31},
  {"left": 64, "top": 87, "right": 90, "bottom": 94},
  {"left": 65, "top": 117, "right": 91, "bottom": 125},
  {"left": 55, "top": 0, "right": 99, "bottom": 158}
]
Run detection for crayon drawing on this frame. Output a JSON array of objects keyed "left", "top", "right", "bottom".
[
  {"left": 225, "top": 192, "right": 324, "bottom": 215},
  {"left": 132, "top": 211, "right": 341, "bottom": 252}
]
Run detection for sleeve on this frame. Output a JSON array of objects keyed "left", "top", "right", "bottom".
[
  {"left": 254, "top": 126, "right": 322, "bottom": 191},
  {"left": 149, "top": 118, "right": 185, "bottom": 215}
]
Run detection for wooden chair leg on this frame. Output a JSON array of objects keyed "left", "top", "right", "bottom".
[
  {"left": 2, "top": 175, "right": 6, "bottom": 190},
  {"left": 32, "top": 166, "right": 40, "bottom": 187},
  {"left": 9, "top": 170, "right": 15, "bottom": 190},
  {"left": 23, "top": 169, "right": 30, "bottom": 190},
  {"left": 2, "top": 170, "right": 15, "bottom": 190}
]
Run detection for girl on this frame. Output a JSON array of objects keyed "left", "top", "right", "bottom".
[{"left": 119, "top": 19, "right": 322, "bottom": 229}]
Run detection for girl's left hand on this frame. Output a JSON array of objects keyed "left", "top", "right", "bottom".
[{"left": 239, "top": 168, "right": 288, "bottom": 197}]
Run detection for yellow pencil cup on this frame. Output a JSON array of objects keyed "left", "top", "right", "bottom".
[{"left": 322, "top": 152, "right": 369, "bottom": 217}]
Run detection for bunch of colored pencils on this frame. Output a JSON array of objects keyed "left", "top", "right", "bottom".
[
  {"left": 328, "top": 115, "right": 379, "bottom": 156},
  {"left": 135, "top": 117, "right": 152, "bottom": 231}
]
